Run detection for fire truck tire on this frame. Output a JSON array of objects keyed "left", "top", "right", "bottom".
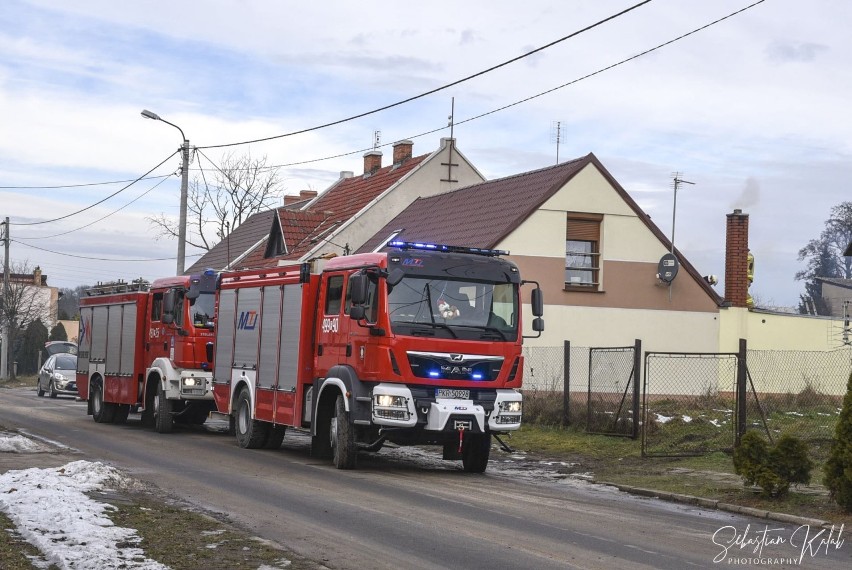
[
  {"left": 91, "top": 380, "right": 117, "bottom": 424},
  {"left": 331, "top": 395, "right": 357, "bottom": 469},
  {"left": 263, "top": 425, "right": 286, "bottom": 450},
  {"left": 49, "top": 381, "right": 58, "bottom": 398},
  {"left": 153, "top": 382, "right": 174, "bottom": 434},
  {"left": 461, "top": 433, "right": 491, "bottom": 473},
  {"left": 235, "top": 388, "right": 269, "bottom": 449}
]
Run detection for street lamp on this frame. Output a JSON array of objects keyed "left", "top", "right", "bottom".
[{"left": 141, "top": 109, "right": 190, "bottom": 275}]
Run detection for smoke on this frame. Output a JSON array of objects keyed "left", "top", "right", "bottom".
[{"left": 731, "top": 177, "right": 760, "bottom": 210}]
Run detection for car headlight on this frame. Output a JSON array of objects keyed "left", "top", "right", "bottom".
[{"left": 54, "top": 373, "right": 66, "bottom": 381}]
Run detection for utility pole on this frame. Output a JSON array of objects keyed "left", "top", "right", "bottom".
[
  {"left": 141, "top": 109, "right": 189, "bottom": 275},
  {"left": 1, "top": 217, "right": 9, "bottom": 379}
]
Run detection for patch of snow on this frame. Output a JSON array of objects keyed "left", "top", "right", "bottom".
[
  {"left": 682, "top": 415, "right": 693, "bottom": 423},
  {"left": 0, "top": 456, "right": 168, "bottom": 569},
  {"left": 0, "top": 433, "right": 50, "bottom": 453},
  {"left": 655, "top": 414, "right": 674, "bottom": 424}
]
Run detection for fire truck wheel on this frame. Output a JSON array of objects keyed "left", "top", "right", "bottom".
[
  {"left": 91, "top": 380, "right": 117, "bottom": 424},
  {"left": 235, "top": 388, "right": 269, "bottom": 449},
  {"left": 331, "top": 395, "right": 357, "bottom": 469},
  {"left": 461, "top": 432, "right": 491, "bottom": 473},
  {"left": 153, "top": 382, "right": 174, "bottom": 434},
  {"left": 263, "top": 425, "right": 286, "bottom": 450}
]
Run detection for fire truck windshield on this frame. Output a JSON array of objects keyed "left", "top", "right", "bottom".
[
  {"left": 189, "top": 292, "right": 216, "bottom": 329},
  {"left": 387, "top": 276, "right": 517, "bottom": 341}
]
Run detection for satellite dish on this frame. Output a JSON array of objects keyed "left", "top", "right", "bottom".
[{"left": 657, "top": 253, "right": 679, "bottom": 283}]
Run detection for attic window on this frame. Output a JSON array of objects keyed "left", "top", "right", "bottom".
[{"left": 565, "top": 212, "right": 602, "bottom": 291}]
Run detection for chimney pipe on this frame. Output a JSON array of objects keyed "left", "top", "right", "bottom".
[
  {"left": 363, "top": 150, "right": 382, "bottom": 175},
  {"left": 724, "top": 209, "right": 749, "bottom": 308},
  {"left": 392, "top": 140, "right": 413, "bottom": 165}
]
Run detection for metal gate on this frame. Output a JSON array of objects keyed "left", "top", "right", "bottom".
[
  {"left": 586, "top": 341, "right": 640, "bottom": 438},
  {"left": 642, "top": 352, "right": 739, "bottom": 457}
]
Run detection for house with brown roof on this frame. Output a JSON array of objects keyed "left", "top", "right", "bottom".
[
  {"left": 815, "top": 277, "right": 852, "bottom": 318},
  {"left": 187, "top": 137, "right": 484, "bottom": 272},
  {"left": 359, "top": 153, "right": 726, "bottom": 354}
]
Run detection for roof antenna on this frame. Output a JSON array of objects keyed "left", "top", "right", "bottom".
[
  {"left": 550, "top": 121, "right": 563, "bottom": 164},
  {"left": 373, "top": 130, "right": 381, "bottom": 150},
  {"left": 441, "top": 97, "right": 458, "bottom": 183}
]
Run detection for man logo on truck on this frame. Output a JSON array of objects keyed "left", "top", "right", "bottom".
[{"left": 237, "top": 311, "right": 258, "bottom": 330}]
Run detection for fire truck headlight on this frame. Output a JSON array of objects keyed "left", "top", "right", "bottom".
[
  {"left": 183, "top": 377, "right": 198, "bottom": 387},
  {"left": 500, "top": 401, "right": 522, "bottom": 414},
  {"left": 375, "top": 394, "right": 406, "bottom": 408}
]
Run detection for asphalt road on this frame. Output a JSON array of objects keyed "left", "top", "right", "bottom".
[{"left": 2, "top": 387, "right": 850, "bottom": 570}]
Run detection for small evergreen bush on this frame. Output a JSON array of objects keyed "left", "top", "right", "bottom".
[
  {"left": 734, "top": 430, "right": 812, "bottom": 498},
  {"left": 824, "top": 371, "right": 852, "bottom": 511}
]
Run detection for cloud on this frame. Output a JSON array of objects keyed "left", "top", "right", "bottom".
[{"left": 766, "top": 41, "right": 828, "bottom": 63}]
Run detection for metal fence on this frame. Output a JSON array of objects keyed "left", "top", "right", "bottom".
[{"left": 520, "top": 343, "right": 852, "bottom": 458}]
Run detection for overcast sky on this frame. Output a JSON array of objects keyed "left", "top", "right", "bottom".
[{"left": 1, "top": 0, "right": 850, "bottom": 308}]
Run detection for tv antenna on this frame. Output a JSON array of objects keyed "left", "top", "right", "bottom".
[
  {"left": 550, "top": 121, "right": 564, "bottom": 164},
  {"left": 373, "top": 130, "right": 381, "bottom": 150},
  {"left": 670, "top": 172, "right": 695, "bottom": 255}
]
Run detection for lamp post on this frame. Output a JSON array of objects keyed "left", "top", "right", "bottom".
[{"left": 141, "top": 109, "right": 190, "bottom": 275}]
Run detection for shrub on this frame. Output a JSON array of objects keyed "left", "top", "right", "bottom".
[
  {"left": 824, "top": 371, "right": 852, "bottom": 511},
  {"left": 734, "top": 430, "right": 812, "bottom": 498}
]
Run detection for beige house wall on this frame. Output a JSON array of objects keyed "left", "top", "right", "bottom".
[
  {"left": 308, "top": 139, "right": 485, "bottom": 259},
  {"left": 719, "top": 307, "right": 845, "bottom": 352},
  {"left": 497, "top": 162, "right": 720, "bottom": 352}
]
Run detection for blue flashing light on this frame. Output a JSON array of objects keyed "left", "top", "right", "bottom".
[
  {"left": 472, "top": 373, "right": 483, "bottom": 380},
  {"left": 387, "top": 240, "right": 509, "bottom": 257},
  {"left": 203, "top": 268, "right": 217, "bottom": 276},
  {"left": 428, "top": 370, "right": 441, "bottom": 378}
]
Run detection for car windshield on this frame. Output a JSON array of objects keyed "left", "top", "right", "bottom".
[
  {"left": 54, "top": 355, "right": 77, "bottom": 370},
  {"left": 387, "top": 276, "right": 517, "bottom": 340},
  {"left": 190, "top": 292, "right": 216, "bottom": 329}
]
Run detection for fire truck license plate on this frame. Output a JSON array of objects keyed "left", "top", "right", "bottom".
[{"left": 436, "top": 388, "right": 470, "bottom": 399}]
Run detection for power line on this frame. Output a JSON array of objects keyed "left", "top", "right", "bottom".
[
  {"left": 10, "top": 239, "right": 203, "bottom": 262},
  {"left": 189, "top": 0, "right": 768, "bottom": 173},
  {"left": 9, "top": 150, "right": 179, "bottom": 226},
  {"left": 197, "top": 0, "right": 654, "bottom": 150},
  {"left": 0, "top": 174, "right": 172, "bottom": 190},
  {"left": 15, "top": 174, "right": 176, "bottom": 240}
]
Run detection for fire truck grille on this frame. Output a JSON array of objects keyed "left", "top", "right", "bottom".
[{"left": 407, "top": 353, "right": 503, "bottom": 381}]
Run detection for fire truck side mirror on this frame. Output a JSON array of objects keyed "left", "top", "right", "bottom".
[
  {"left": 386, "top": 268, "right": 404, "bottom": 287},
  {"left": 162, "top": 289, "right": 176, "bottom": 325},
  {"left": 532, "top": 317, "right": 545, "bottom": 332},
  {"left": 349, "top": 305, "right": 366, "bottom": 321},
  {"left": 531, "top": 287, "right": 544, "bottom": 317},
  {"left": 349, "top": 274, "right": 368, "bottom": 305}
]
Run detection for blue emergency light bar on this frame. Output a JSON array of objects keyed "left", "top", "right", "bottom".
[{"left": 387, "top": 240, "right": 509, "bottom": 257}]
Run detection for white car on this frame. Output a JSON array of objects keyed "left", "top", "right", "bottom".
[{"left": 37, "top": 354, "right": 78, "bottom": 398}]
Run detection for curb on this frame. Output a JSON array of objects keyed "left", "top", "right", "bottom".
[{"left": 602, "top": 482, "right": 834, "bottom": 530}]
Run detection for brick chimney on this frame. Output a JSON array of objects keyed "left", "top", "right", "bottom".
[
  {"left": 363, "top": 150, "right": 382, "bottom": 175},
  {"left": 392, "top": 140, "right": 413, "bottom": 165},
  {"left": 724, "top": 209, "right": 749, "bottom": 307},
  {"left": 283, "top": 194, "right": 301, "bottom": 206},
  {"left": 299, "top": 190, "right": 317, "bottom": 201},
  {"left": 33, "top": 266, "right": 43, "bottom": 286}
]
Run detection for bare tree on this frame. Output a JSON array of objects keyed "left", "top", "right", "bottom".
[
  {"left": 796, "top": 201, "right": 852, "bottom": 314},
  {"left": 1, "top": 261, "right": 54, "bottom": 377},
  {"left": 148, "top": 151, "right": 285, "bottom": 251}
]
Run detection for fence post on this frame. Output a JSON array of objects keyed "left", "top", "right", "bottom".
[
  {"left": 632, "top": 339, "right": 641, "bottom": 439},
  {"left": 736, "top": 338, "right": 747, "bottom": 446},
  {"left": 563, "top": 340, "right": 571, "bottom": 426}
]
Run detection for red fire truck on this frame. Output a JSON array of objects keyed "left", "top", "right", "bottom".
[
  {"left": 76, "top": 271, "right": 218, "bottom": 432},
  {"left": 213, "top": 241, "right": 543, "bottom": 472}
]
